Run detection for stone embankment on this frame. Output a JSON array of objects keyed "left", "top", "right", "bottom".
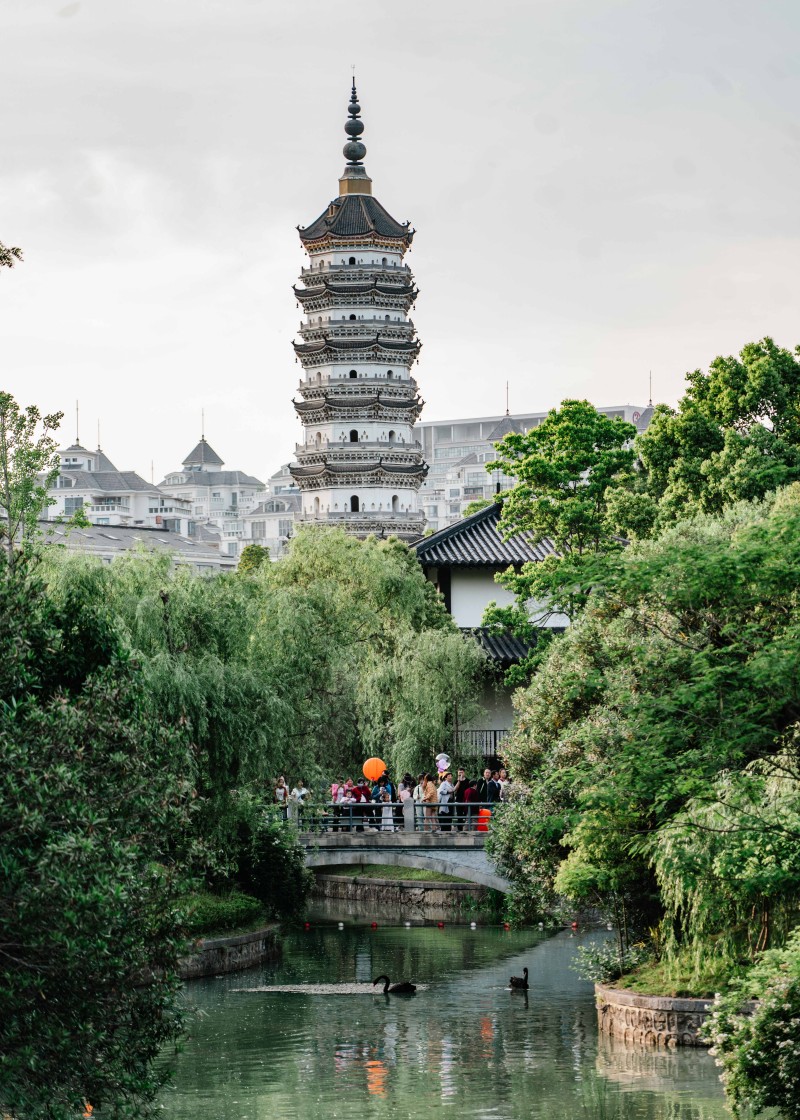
[
  {"left": 179, "top": 925, "right": 280, "bottom": 980},
  {"left": 595, "top": 983, "right": 713, "bottom": 1048},
  {"left": 313, "top": 874, "right": 486, "bottom": 914}
]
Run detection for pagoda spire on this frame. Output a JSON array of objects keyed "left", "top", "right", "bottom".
[{"left": 338, "top": 78, "right": 372, "bottom": 197}]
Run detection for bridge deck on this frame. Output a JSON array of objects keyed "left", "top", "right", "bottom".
[{"left": 301, "top": 833, "right": 487, "bottom": 850}]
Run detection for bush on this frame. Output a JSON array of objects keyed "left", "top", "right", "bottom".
[
  {"left": 237, "top": 803, "right": 314, "bottom": 919},
  {"left": 703, "top": 926, "right": 800, "bottom": 1118},
  {"left": 181, "top": 890, "right": 265, "bottom": 935}
]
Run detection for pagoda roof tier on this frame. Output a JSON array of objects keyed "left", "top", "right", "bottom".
[
  {"left": 298, "top": 195, "right": 413, "bottom": 246},
  {"left": 289, "top": 458, "right": 428, "bottom": 482},
  {"left": 293, "top": 336, "right": 420, "bottom": 357},
  {"left": 294, "top": 279, "right": 417, "bottom": 301},
  {"left": 293, "top": 392, "right": 423, "bottom": 415}
]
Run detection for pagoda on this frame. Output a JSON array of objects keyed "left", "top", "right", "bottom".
[{"left": 288, "top": 82, "right": 427, "bottom": 540}]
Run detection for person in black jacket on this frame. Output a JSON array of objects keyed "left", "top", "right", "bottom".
[{"left": 476, "top": 768, "right": 500, "bottom": 804}]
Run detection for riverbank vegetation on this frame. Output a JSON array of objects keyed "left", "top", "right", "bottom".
[
  {"left": 488, "top": 339, "right": 800, "bottom": 1117},
  {"left": 0, "top": 411, "right": 487, "bottom": 1117}
]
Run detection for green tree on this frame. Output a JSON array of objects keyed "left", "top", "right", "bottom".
[
  {"left": 486, "top": 400, "right": 637, "bottom": 625},
  {"left": 238, "top": 542, "right": 269, "bottom": 573},
  {"left": 491, "top": 485, "right": 800, "bottom": 953},
  {"left": 0, "top": 240, "right": 23, "bottom": 269},
  {"left": 0, "top": 391, "right": 63, "bottom": 561},
  {"left": 0, "top": 556, "right": 197, "bottom": 1119},
  {"left": 636, "top": 337, "right": 800, "bottom": 524}
]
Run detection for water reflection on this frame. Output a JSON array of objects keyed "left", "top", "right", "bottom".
[{"left": 160, "top": 923, "right": 729, "bottom": 1120}]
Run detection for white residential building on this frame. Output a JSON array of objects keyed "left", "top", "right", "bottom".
[
  {"left": 159, "top": 437, "right": 265, "bottom": 559},
  {"left": 47, "top": 442, "right": 193, "bottom": 533}
]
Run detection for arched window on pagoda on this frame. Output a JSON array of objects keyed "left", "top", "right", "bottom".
[
  {"left": 351, "top": 495, "right": 360, "bottom": 512},
  {"left": 388, "top": 430, "right": 396, "bottom": 442},
  {"left": 349, "top": 430, "right": 358, "bottom": 442},
  {"left": 391, "top": 495, "right": 399, "bottom": 512},
  {"left": 349, "top": 314, "right": 356, "bottom": 320},
  {"left": 349, "top": 257, "right": 356, "bottom": 265},
  {"left": 349, "top": 370, "right": 357, "bottom": 379},
  {"left": 315, "top": 432, "right": 322, "bottom": 449},
  {"left": 314, "top": 496, "right": 320, "bottom": 516},
  {"left": 382, "top": 257, "right": 387, "bottom": 266}
]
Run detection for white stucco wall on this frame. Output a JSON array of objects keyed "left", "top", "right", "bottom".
[{"left": 449, "top": 569, "right": 516, "bottom": 628}]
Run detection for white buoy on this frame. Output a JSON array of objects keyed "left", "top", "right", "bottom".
[
  {"left": 338, "top": 922, "right": 344, "bottom": 930},
  {"left": 470, "top": 922, "right": 477, "bottom": 929},
  {"left": 404, "top": 921, "right": 411, "bottom": 928}
]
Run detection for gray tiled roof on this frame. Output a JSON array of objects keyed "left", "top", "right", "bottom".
[
  {"left": 299, "top": 195, "right": 412, "bottom": 243},
  {"left": 53, "top": 468, "right": 158, "bottom": 493},
  {"left": 182, "top": 438, "right": 224, "bottom": 467},
  {"left": 179, "top": 470, "right": 264, "bottom": 488},
  {"left": 463, "top": 625, "right": 564, "bottom": 666},
  {"left": 38, "top": 521, "right": 234, "bottom": 570},
  {"left": 415, "top": 502, "right": 557, "bottom": 567},
  {"left": 93, "top": 447, "right": 118, "bottom": 472},
  {"left": 462, "top": 627, "right": 531, "bottom": 666},
  {"left": 486, "top": 414, "right": 520, "bottom": 441}
]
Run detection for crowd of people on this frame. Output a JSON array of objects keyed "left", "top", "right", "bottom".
[{"left": 272, "top": 767, "right": 510, "bottom": 832}]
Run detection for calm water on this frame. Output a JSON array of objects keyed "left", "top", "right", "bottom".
[{"left": 160, "top": 921, "right": 730, "bottom": 1120}]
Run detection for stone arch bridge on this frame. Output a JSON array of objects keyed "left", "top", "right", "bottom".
[{"left": 299, "top": 831, "right": 510, "bottom": 893}]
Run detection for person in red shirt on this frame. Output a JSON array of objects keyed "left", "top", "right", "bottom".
[{"left": 462, "top": 780, "right": 479, "bottom": 831}]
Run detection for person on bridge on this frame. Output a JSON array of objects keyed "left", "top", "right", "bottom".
[
  {"left": 453, "top": 768, "right": 469, "bottom": 831},
  {"left": 462, "top": 780, "right": 479, "bottom": 830},
  {"left": 421, "top": 773, "right": 438, "bottom": 831},
  {"left": 437, "top": 771, "right": 454, "bottom": 832}
]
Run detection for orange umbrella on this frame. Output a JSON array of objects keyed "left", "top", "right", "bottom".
[{"left": 362, "top": 757, "right": 387, "bottom": 782}]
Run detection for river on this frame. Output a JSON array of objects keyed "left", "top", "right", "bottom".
[{"left": 159, "top": 917, "right": 729, "bottom": 1119}]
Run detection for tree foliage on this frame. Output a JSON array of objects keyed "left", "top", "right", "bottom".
[
  {"left": 0, "top": 391, "right": 63, "bottom": 561},
  {"left": 0, "top": 557, "right": 197, "bottom": 1119},
  {"left": 0, "top": 240, "right": 23, "bottom": 269},
  {"left": 634, "top": 337, "right": 800, "bottom": 526},
  {"left": 703, "top": 925, "right": 800, "bottom": 1118},
  {"left": 39, "top": 529, "right": 486, "bottom": 853},
  {"left": 491, "top": 487, "right": 800, "bottom": 967}
]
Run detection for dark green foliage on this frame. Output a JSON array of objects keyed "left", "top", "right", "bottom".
[
  {"left": 492, "top": 488, "right": 800, "bottom": 963},
  {"left": 0, "top": 558, "right": 197, "bottom": 1119},
  {"left": 635, "top": 337, "right": 800, "bottom": 524},
  {"left": 235, "top": 801, "right": 314, "bottom": 920},
  {"left": 181, "top": 891, "right": 265, "bottom": 936}
]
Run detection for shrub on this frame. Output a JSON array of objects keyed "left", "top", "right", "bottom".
[
  {"left": 703, "top": 926, "right": 800, "bottom": 1118},
  {"left": 182, "top": 891, "right": 265, "bottom": 935}
]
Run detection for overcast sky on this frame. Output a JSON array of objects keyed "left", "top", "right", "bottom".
[{"left": 2, "top": 0, "right": 799, "bottom": 484}]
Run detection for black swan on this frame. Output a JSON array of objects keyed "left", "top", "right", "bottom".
[
  {"left": 509, "top": 967, "right": 529, "bottom": 990},
  {"left": 373, "top": 974, "right": 416, "bottom": 994}
]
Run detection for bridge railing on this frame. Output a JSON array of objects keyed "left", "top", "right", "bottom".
[{"left": 294, "top": 801, "right": 502, "bottom": 835}]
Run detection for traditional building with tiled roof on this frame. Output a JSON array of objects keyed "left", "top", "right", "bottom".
[
  {"left": 289, "top": 81, "right": 427, "bottom": 541},
  {"left": 415, "top": 502, "right": 567, "bottom": 762}
]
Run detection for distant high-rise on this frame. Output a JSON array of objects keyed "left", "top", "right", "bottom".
[{"left": 289, "top": 82, "right": 427, "bottom": 540}]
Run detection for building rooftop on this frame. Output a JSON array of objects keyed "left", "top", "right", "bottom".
[
  {"left": 38, "top": 521, "right": 234, "bottom": 571},
  {"left": 182, "top": 437, "right": 225, "bottom": 468},
  {"left": 415, "top": 502, "right": 557, "bottom": 567},
  {"left": 299, "top": 194, "right": 412, "bottom": 244}
]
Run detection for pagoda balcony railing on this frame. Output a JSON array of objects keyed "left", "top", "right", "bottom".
[
  {"left": 295, "top": 322, "right": 414, "bottom": 338},
  {"left": 295, "top": 440, "right": 422, "bottom": 456},
  {"left": 299, "top": 262, "right": 409, "bottom": 279},
  {"left": 298, "top": 377, "right": 419, "bottom": 395}
]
